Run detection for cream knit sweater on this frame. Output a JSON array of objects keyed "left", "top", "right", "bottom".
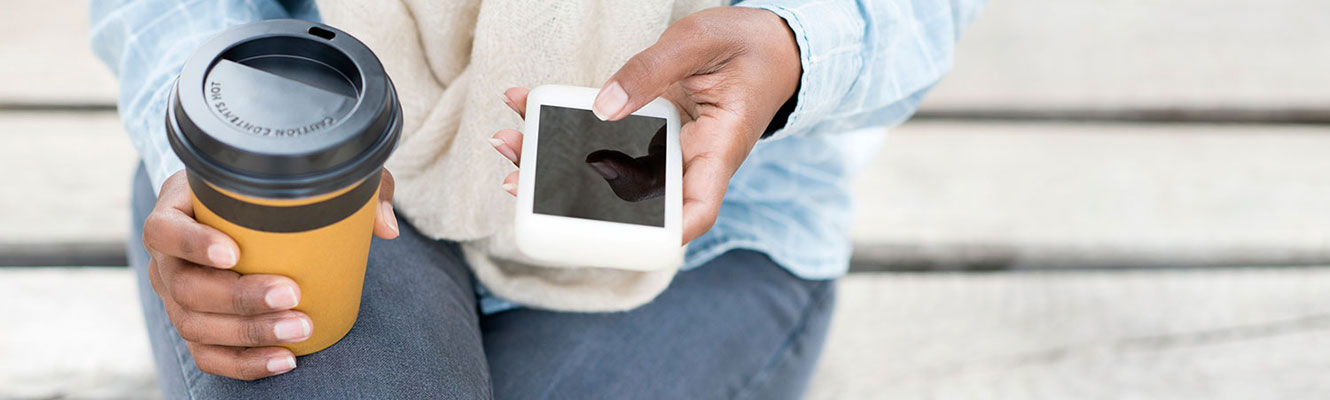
[{"left": 315, "top": 0, "right": 723, "bottom": 311}]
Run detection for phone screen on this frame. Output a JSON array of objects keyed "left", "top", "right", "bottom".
[{"left": 533, "top": 105, "right": 667, "bottom": 227}]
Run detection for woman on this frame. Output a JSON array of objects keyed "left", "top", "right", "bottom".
[{"left": 91, "top": 0, "right": 983, "bottom": 398}]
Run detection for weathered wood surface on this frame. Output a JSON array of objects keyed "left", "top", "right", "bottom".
[
  {"left": 5, "top": 1, "right": 1330, "bottom": 112},
  {"left": 7, "top": 267, "right": 1330, "bottom": 399},
  {"left": 0, "top": 1, "right": 118, "bottom": 105},
  {"left": 922, "top": 0, "right": 1330, "bottom": 113},
  {"left": 807, "top": 268, "right": 1330, "bottom": 399},
  {"left": 851, "top": 121, "right": 1330, "bottom": 270},
  {"left": 0, "top": 113, "right": 136, "bottom": 247},
  {"left": 7, "top": 114, "right": 1330, "bottom": 268},
  {"left": 0, "top": 268, "right": 156, "bottom": 399}
]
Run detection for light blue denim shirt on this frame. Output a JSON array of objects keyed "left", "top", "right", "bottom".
[{"left": 92, "top": 0, "right": 985, "bottom": 313}]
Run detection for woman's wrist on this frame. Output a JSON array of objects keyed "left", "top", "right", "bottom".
[
  {"left": 729, "top": 6, "right": 802, "bottom": 137},
  {"left": 739, "top": 7, "right": 803, "bottom": 109}
]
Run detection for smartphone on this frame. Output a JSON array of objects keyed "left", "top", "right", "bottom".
[{"left": 514, "top": 85, "right": 683, "bottom": 271}]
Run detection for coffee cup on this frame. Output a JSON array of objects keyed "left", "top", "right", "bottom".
[{"left": 165, "top": 20, "right": 401, "bottom": 355}]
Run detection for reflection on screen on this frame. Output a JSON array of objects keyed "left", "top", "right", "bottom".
[{"left": 533, "top": 105, "right": 666, "bottom": 227}]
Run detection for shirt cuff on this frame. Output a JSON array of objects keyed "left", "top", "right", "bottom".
[{"left": 736, "top": 0, "right": 866, "bottom": 140}]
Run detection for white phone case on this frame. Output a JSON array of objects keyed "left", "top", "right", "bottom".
[{"left": 514, "top": 85, "right": 684, "bottom": 271}]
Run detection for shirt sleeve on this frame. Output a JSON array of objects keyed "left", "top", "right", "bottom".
[
  {"left": 734, "top": 0, "right": 988, "bottom": 140},
  {"left": 89, "top": 0, "right": 319, "bottom": 194}
]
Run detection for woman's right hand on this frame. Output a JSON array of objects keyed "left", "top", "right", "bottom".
[
  {"left": 142, "top": 170, "right": 400, "bottom": 380},
  {"left": 143, "top": 171, "right": 309, "bottom": 380}
]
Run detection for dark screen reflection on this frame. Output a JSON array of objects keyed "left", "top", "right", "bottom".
[{"left": 532, "top": 105, "right": 666, "bottom": 227}]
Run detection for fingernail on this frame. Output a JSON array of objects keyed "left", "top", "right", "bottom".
[
  {"left": 593, "top": 81, "right": 627, "bottom": 121},
  {"left": 587, "top": 161, "right": 619, "bottom": 180},
  {"left": 500, "top": 93, "right": 513, "bottom": 107},
  {"left": 207, "top": 244, "right": 237, "bottom": 268},
  {"left": 267, "top": 355, "right": 296, "bottom": 374},
  {"left": 264, "top": 285, "right": 298, "bottom": 310},
  {"left": 274, "top": 317, "right": 312, "bottom": 342},
  {"left": 380, "top": 201, "right": 399, "bottom": 235},
  {"left": 501, "top": 183, "right": 517, "bottom": 193},
  {"left": 489, "top": 137, "right": 518, "bottom": 162}
]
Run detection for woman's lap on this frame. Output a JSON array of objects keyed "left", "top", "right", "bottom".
[
  {"left": 129, "top": 165, "right": 834, "bottom": 399},
  {"left": 481, "top": 249, "right": 835, "bottom": 400}
]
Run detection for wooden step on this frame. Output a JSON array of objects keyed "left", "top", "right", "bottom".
[
  {"left": 5, "top": 113, "right": 1330, "bottom": 268},
  {"left": 7, "top": 266, "right": 1330, "bottom": 398},
  {"left": 851, "top": 121, "right": 1330, "bottom": 270},
  {"left": 923, "top": 0, "right": 1330, "bottom": 113},
  {"left": 809, "top": 267, "right": 1330, "bottom": 399},
  {"left": 6, "top": 1, "right": 1330, "bottom": 113}
]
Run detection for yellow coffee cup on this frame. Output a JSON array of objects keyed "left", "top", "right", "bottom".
[{"left": 165, "top": 20, "right": 401, "bottom": 355}]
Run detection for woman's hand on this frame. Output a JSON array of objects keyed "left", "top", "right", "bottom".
[
  {"left": 489, "top": 6, "right": 801, "bottom": 244},
  {"left": 142, "top": 170, "right": 399, "bottom": 380}
]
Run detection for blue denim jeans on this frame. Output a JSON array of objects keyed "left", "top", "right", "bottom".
[{"left": 128, "top": 165, "right": 836, "bottom": 399}]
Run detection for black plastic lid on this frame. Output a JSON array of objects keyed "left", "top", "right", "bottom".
[{"left": 167, "top": 20, "right": 401, "bottom": 199}]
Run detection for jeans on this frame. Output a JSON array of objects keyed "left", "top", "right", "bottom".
[{"left": 128, "top": 165, "right": 836, "bottom": 399}]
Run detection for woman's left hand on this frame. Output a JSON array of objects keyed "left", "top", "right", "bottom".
[{"left": 489, "top": 6, "right": 802, "bottom": 244}]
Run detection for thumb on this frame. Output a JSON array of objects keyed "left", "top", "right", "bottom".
[
  {"left": 593, "top": 27, "right": 718, "bottom": 121},
  {"left": 373, "top": 170, "right": 399, "bottom": 239}
]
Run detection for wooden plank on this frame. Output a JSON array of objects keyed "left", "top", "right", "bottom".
[
  {"left": 0, "top": 268, "right": 156, "bottom": 399},
  {"left": 0, "top": 112, "right": 136, "bottom": 249},
  {"left": 922, "top": 0, "right": 1330, "bottom": 113},
  {"left": 851, "top": 121, "right": 1330, "bottom": 270},
  {"left": 0, "top": 2, "right": 117, "bottom": 105},
  {"left": 807, "top": 268, "right": 1330, "bottom": 399},
  {"left": 5, "top": 114, "right": 1330, "bottom": 268},
  {"left": 3, "top": 1, "right": 1329, "bottom": 112},
  {"left": 6, "top": 267, "right": 1330, "bottom": 398}
]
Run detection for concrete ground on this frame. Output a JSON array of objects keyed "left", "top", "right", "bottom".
[{"left": 4, "top": 1, "right": 1330, "bottom": 399}]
